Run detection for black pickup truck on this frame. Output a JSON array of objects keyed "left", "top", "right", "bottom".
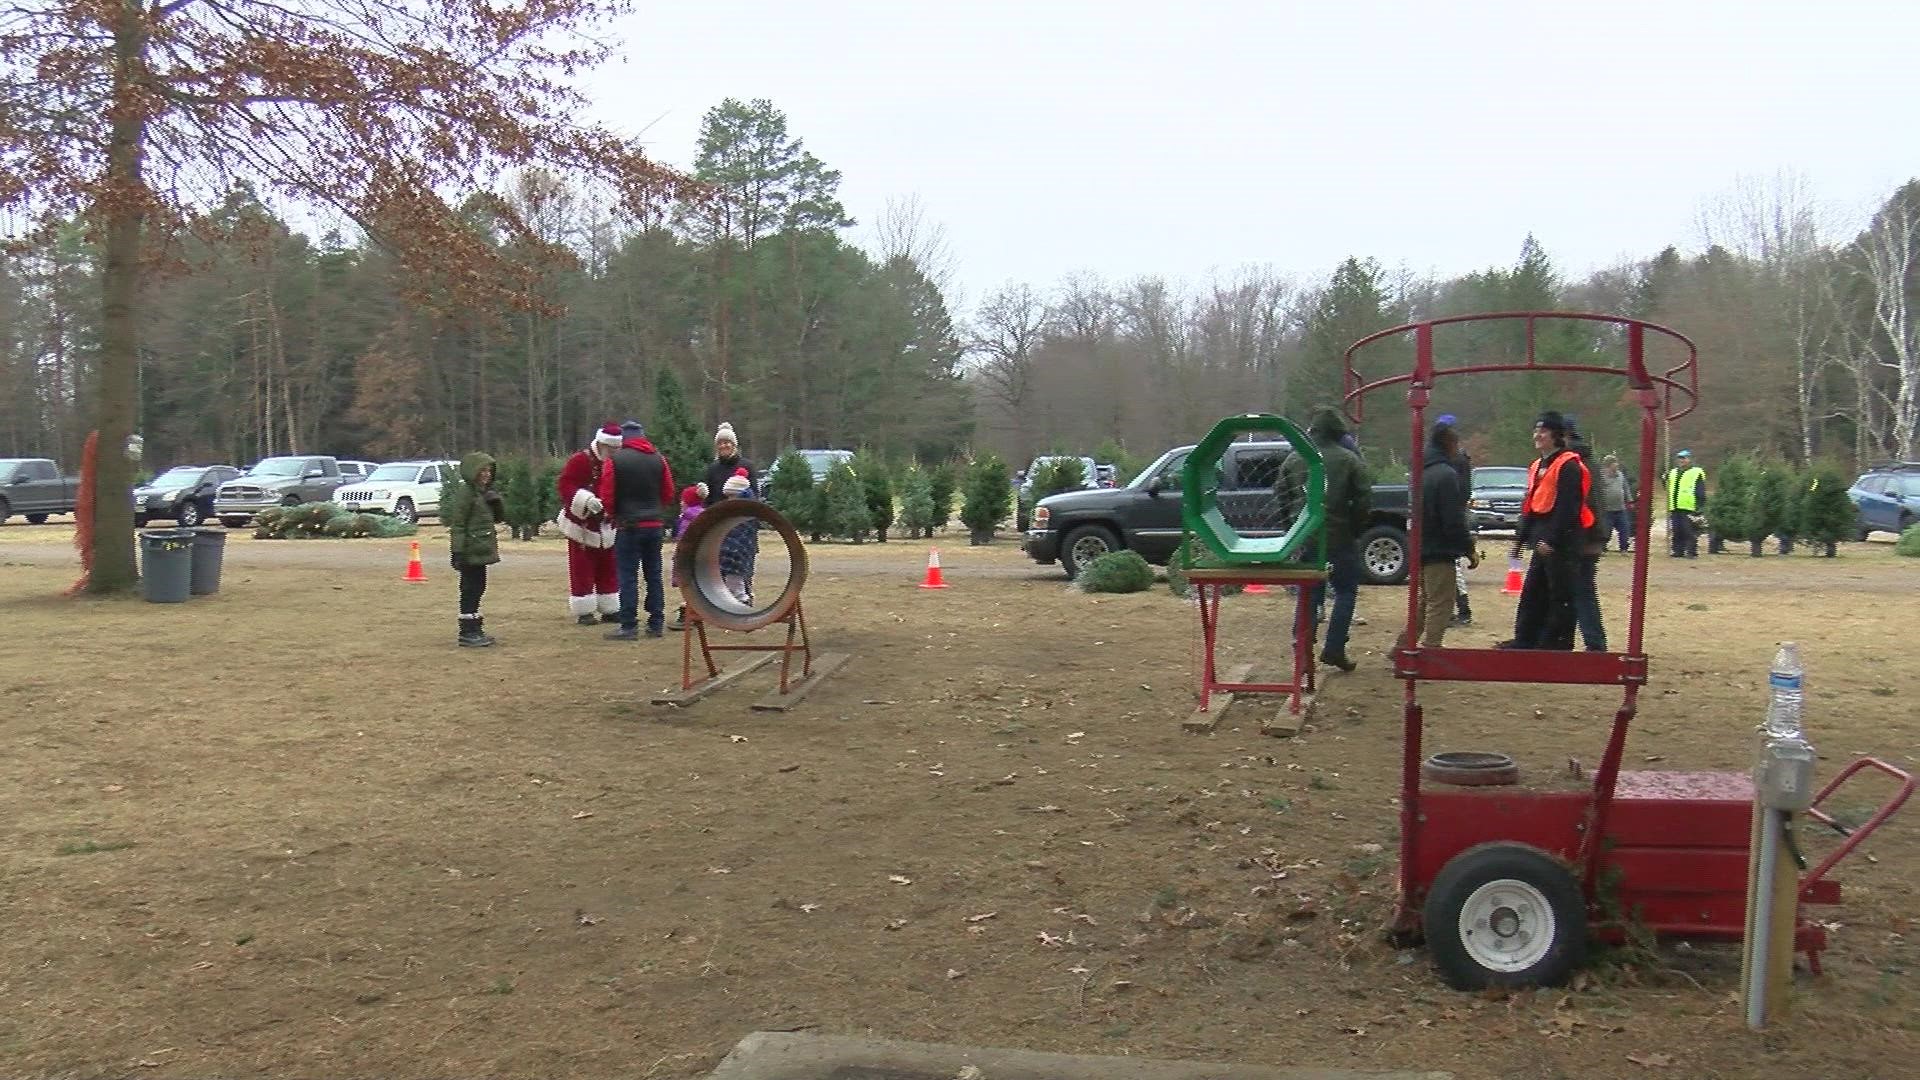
[
  {"left": 1021, "top": 441, "right": 1413, "bottom": 584},
  {"left": 0, "top": 458, "right": 81, "bottom": 524}
]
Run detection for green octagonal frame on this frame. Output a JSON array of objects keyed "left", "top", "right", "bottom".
[{"left": 1181, "top": 413, "right": 1325, "bottom": 567}]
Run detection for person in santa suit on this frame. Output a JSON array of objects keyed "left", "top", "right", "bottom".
[{"left": 556, "top": 423, "right": 623, "bottom": 625}]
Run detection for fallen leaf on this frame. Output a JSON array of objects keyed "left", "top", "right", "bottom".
[
  {"left": 778, "top": 764, "right": 800, "bottom": 773},
  {"left": 574, "top": 910, "right": 601, "bottom": 927},
  {"left": 889, "top": 874, "right": 913, "bottom": 886},
  {"left": 570, "top": 811, "right": 595, "bottom": 820},
  {"left": 102, "top": 784, "right": 125, "bottom": 793},
  {"left": 885, "top": 919, "right": 907, "bottom": 931},
  {"left": 1036, "top": 931, "right": 1065, "bottom": 948},
  {"left": 965, "top": 911, "right": 998, "bottom": 923},
  {"left": 728, "top": 734, "right": 748, "bottom": 743},
  {"left": 706, "top": 866, "right": 732, "bottom": 874},
  {"left": 1627, "top": 1053, "right": 1673, "bottom": 1068},
  {"left": 799, "top": 903, "right": 819, "bottom": 914},
  {"left": 945, "top": 968, "right": 965, "bottom": 980}
]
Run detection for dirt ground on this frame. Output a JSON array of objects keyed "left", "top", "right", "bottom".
[{"left": 2, "top": 520, "right": 1916, "bottom": 1079}]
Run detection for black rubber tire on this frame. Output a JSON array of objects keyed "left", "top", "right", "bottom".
[
  {"left": 1060, "top": 524, "right": 1120, "bottom": 580},
  {"left": 1357, "top": 524, "right": 1410, "bottom": 585},
  {"left": 221, "top": 517, "right": 249, "bottom": 529},
  {"left": 133, "top": 513, "right": 149, "bottom": 528},
  {"left": 177, "top": 500, "right": 203, "bottom": 527},
  {"left": 26, "top": 513, "right": 49, "bottom": 525},
  {"left": 1424, "top": 843, "right": 1587, "bottom": 991},
  {"left": 393, "top": 498, "right": 417, "bottom": 525},
  {"left": 0, "top": 497, "right": 10, "bottom": 525},
  {"left": 281, "top": 494, "right": 302, "bottom": 507}
]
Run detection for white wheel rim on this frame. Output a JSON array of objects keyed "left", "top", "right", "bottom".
[
  {"left": 1456, "top": 877, "right": 1555, "bottom": 973},
  {"left": 1366, "top": 537, "right": 1402, "bottom": 576}
]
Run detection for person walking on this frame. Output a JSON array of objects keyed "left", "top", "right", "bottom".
[
  {"left": 1412, "top": 419, "right": 1476, "bottom": 648},
  {"left": 1278, "top": 406, "right": 1371, "bottom": 672},
  {"left": 444, "top": 452, "right": 505, "bottom": 648},
  {"left": 1504, "top": 411, "right": 1591, "bottom": 650},
  {"left": 1563, "top": 426, "right": 1609, "bottom": 652},
  {"left": 597, "top": 420, "right": 676, "bottom": 640},
  {"left": 1664, "top": 448, "right": 1706, "bottom": 558},
  {"left": 1597, "top": 453, "right": 1632, "bottom": 553},
  {"left": 1435, "top": 413, "right": 1476, "bottom": 627},
  {"left": 556, "top": 424, "right": 623, "bottom": 624}
]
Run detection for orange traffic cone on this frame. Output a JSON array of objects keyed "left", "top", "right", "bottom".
[
  {"left": 918, "top": 547, "right": 949, "bottom": 589},
  {"left": 403, "top": 539, "right": 428, "bottom": 583},
  {"left": 1501, "top": 557, "right": 1523, "bottom": 596},
  {"left": 1243, "top": 582, "right": 1271, "bottom": 595}
]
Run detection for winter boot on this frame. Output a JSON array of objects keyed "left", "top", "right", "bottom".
[
  {"left": 1318, "top": 650, "right": 1357, "bottom": 674},
  {"left": 577, "top": 613, "right": 599, "bottom": 627},
  {"left": 1453, "top": 595, "right": 1472, "bottom": 627},
  {"left": 458, "top": 615, "right": 495, "bottom": 648},
  {"left": 668, "top": 605, "right": 687, "bottom": 631}
]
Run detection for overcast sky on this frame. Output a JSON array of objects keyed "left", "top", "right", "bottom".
[{"left": 582, "top": 0, "right": 1918, "bottom": 309}]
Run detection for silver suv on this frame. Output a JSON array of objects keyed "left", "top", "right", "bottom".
[{"left": 215, "top": 455, "right": 346, "bottom": 527}]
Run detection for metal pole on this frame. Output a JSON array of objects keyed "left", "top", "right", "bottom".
[{"left": 1743, "top": 806, "right": 1780, "bottom": 1029}]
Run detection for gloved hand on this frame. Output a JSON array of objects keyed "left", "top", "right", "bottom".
[{"left": 583, "top": 493, "right": 604, "bottom": 516}]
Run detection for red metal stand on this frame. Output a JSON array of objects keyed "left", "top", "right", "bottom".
[
  {"left": 682, "top": 598, "right": 814, "bottom": 693},
  {"left": 1188, "top": 566, "right": 1325, "bottom": 716}
]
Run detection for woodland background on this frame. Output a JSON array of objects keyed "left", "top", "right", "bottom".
[{"left": 3, "top": 98, "right": 1916, "bottom": 479}]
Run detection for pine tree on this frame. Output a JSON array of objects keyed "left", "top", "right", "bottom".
[
  {"left": 959, "top": 454, "right": 1013, "bottom": 541},
  {"left": 897, "top": 466, "right": 937, "bottom": 539},
  {"left": 1797, "top": 464, "right": 1859, "bottom": 556},
  {"left": 1031, "top": 457, "right": 1087, "bottom": 500},
  {"left": 1747, "top": 463, "right": 1793, "bottom": 556},
  {"left": 1705, "top": 456, "right": 1756, "bottom": 545},
  {"left": 651, "top": 368, "right": 708, "bottom": 496},
  {"left": 927, "top": 462, "right": 957, "bottom": 531},
  {"left": 767, "top": 451, "right": 817, "bottom": 533},
  {"left": 854, "top": 450, "right": 895, "bottom": 541},
  {"left": 817, "top": 459, "right": 870, "bottom": 542},
  {"left": 495, "top": 457, "right": 541, "bottom": 540}
]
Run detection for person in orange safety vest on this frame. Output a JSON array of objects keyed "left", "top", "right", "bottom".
[{"left": 1500, "top": 410, "right": 1591, "bottom": 650}]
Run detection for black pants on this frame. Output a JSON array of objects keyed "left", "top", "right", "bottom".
[
  {"left": 1668, "top": 511, "right": 1698, "bottom": 557},
  {"left": 459, "top": 564, "right": 487, "bottom": 616},
  {"left": 1510, "top": 546, "right": 1577, "bottom": 649}
]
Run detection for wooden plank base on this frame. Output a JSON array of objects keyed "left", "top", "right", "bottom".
[
  {"left": 750, "top": 652, "right": 852, "bottom": 712},
  {"left": 1183, "top": 663, "right": 1254, "bottom": 734},
  {"left": 651, "top": 653, "right": 777, "bottom": 706},
  {"left": 1261, "top": 693, "right": 1317, "bottom": 738}
]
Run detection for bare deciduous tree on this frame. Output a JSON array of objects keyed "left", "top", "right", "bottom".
[{"left": 967, "top": 282, "right": 1049, "bottom": 462}]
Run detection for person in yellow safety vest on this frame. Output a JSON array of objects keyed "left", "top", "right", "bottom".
[
  {"left": 1500, "top": 411, "right": 1592, "bottom": 650},
  {"left": 1665, "top": 448, "right": 1707, "bottom": 559}
]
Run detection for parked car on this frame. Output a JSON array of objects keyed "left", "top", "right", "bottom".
[
  {"left": 1848, "top": 462, "right": 1920, "bottom": 538},
  {"left": 0, "top": 457, "right": 80, "bottom": 524},
  {"left": 332, "top": 460, "right": 454, "bottom": 524},
  {"left": 1094, "top": 463, "right": 1118, "bottom": 488},
  {"left": 1022, "top": 441, "right": 1413, "bottom": 583},
  {"left": 133, "top": 464, "right": 242, "bottom": 527},
  {"left": 1467, "top": 466, "right": 1530, "bottom": 533},
  {"left": 337, "top": 460, "right": 379, "bottom": 483},
  {"left": 794, "top": 449, "right": 854, "bottom": 483},
  {"left": 215, "top": 455, "right": 347, "bottom": 527}
]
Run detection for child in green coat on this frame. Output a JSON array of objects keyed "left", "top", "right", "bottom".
[{"left": 445, "top": 452, "right": 506, "bottom": 647}]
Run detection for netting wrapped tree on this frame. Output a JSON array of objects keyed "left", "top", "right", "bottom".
[{"left": 1180, "top": 414, "right": 1326, "bottom": 569}]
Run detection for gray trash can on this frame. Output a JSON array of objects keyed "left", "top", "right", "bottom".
[
  {"left": 189, "top": 527, "right": 227, "bottom": 595},
  {"left": 139, "top": 529, "right": 194, "bottom": 604}
]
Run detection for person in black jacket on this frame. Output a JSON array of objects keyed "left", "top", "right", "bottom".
[
  {"left": 1503, "top": 411, "right": 1590, "bottom": 650},
  {"left": 596, "top": 420, "right": 676, "bottom": 639},
  {"left": 1412, "top": 420, "right": 1477, "bottom": 648}
]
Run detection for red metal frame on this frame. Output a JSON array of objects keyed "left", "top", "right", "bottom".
[
  {"left": 1343, "top": 312, "right": 1905, "bottom": 970},
  {"left": 1190, "top": 568, "right": 1324, "bottom": 716},
  {"left": 681, "top": 598, "right": 814, "bottom": 694}
]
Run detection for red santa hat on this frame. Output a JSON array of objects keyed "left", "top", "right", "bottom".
[{"left": 593, "top": 423, "right": 622, "bottom": 450}]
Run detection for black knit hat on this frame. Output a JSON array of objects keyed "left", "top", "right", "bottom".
[{"left": 1535, "top": 410, "right": 1568, "bottom": 435}]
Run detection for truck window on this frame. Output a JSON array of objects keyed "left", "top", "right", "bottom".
[
  {"left": 317, "top": 459, "right": 339, "bottom": 477},
  {"left": 26, "top": 460, "right": 56, "bottom": 481},
  {"left": 1231, "top": 451, "right": 1284, "bottom": 491}
]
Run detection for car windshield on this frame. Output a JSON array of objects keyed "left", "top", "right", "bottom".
[
  {"left": 1900, "top": 476, "right": 1920, "bottom": 498},
  {"left": 366, "top": 464, "right": 419, "bottom": 482},
  {"left": 246, "top": 458, "right": 305, "bottom": 477},
  {"left": 151, "top": 467, "right": 203, "bottom": 487},
  {"left": 1473, "top": 468, "right": 1529, "bottom": 490}
]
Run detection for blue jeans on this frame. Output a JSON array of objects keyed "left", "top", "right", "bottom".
[
  {"left": 614, "top": 525, "right": 665, "bottom": 631},
  {"left": 1606, "top": 509, "right": 1632, "bottom": 552},
  {"left": 1310, "top": 543, "right": 1362, "bottom": 657}
]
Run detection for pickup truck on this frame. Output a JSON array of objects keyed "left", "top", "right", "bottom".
[
  {"left": 214, "top": 455, "right": 347, "bottom": 527},
  {"left": 0, "top": 458, "right": 81, "bottom": 524},
  {"left": 1021, "top": 441, "right": 1414, "bottom": 584}
]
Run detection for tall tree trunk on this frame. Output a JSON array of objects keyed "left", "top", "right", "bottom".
[{"left": 87, "top": 1, "right": 147, "bottom": 594}]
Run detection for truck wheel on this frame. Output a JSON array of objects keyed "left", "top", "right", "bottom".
[
  {"left": 26, "top": 513, "right": 49, "bottom": 525},
  {"left": 1358, "top": 524, "right": 1410, "bottom": 585},
  {"left": 281, "top": 494, "right": 302, "bottom": 507},
  {"left": 1061, "top": 524, "right": 1120, "bottom": 580},
  {"left": 0, "top": 497, "right": 10, "bottom": 525},
  {"left": 134, "top": 513, "right": 150, "bottom": 528},
  {"left": 177, "top": 501, "right": 204, "bottom": 527},
  {"left": 221, "top": 517, "right": 249, "bottom": 529},
  {"left": 392, "top": 498, "right": 417, "bottom": 525},
  {"left": 1424, "top": 843, "right": 1586, "bottom": 991}
]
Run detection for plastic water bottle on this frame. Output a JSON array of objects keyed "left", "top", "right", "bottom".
[{"left": 1763, "top": 642, "right": 1804, "bottom": 738}]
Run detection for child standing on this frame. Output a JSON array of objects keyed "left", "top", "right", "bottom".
[
  {"left": 668, "top": 483, "right": 705, "bottom": 631},
  {"left": 718, "top": 467, "right": 759, "bottom": 604},
  {"left": 445, "top": 452, "right": 505, "bottom": 647}
]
